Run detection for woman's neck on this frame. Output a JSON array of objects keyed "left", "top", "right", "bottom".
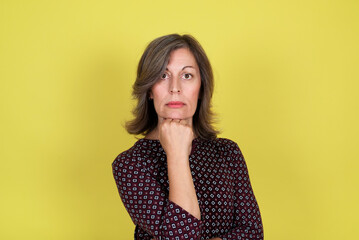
[
  {"left": 144, "top": 129, "right": 159, "bottom": 140},
  {"left": 144, "top": 128, "right": 198, "bottom": 140}
]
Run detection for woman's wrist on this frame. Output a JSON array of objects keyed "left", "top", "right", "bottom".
[{"left": 166, "top": 153, "right": 190, "bottom": 165}]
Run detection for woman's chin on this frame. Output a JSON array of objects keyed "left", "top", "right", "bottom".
[
  {"left": 167, "top": 116, "right": 183, "bottom": 120},
  {"left": 161, "top": 113, "right": 189, "bottom": 120}
]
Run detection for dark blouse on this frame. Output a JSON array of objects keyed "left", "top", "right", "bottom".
[{"left": 112, "top": 137, "right": 263, "bottom": 240}]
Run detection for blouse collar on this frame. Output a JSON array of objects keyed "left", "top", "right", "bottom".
[{"left": 133, "top": 137, "right": 205, "bottom": 156}]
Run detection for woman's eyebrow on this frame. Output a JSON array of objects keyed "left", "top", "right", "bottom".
[
  {"left": 165, "top": 66, "right": 195, "bottom": 71},
  {"left": 182, "top": 66, "right": 194, "bottom": 70}
]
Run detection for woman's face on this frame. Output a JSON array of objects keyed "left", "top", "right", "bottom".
[{"left": 149, "top": 48, "right": 201, "bottom": 122}]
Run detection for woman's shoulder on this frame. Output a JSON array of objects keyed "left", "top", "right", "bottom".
[
  {"left": 198, "top": 137, "right": 243, "bottom": 158},
  {"left": 213, "top": 137, "right": 239, "bottom": 146},
  {"left": 204, "top": 137, "right": 241, "bottom": 150},
  {"left": 112, "top": 137, "right": 166, "bottom": 168},
  {"left": 112, "top": 138, "right": 149, "bottom": 169}
]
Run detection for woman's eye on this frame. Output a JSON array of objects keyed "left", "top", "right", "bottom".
[
  {"left": 183, "top": 73, "right": 192, "bottom": 79},
  {"left": 161, "top": 73, "right": 169, "bottom": 79}
]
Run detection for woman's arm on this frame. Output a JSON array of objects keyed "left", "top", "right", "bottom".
[
  {"left": 112, "top": 118, "right": 203, "bottom": 239},
  {"left": 159, "top": 118, "right": 201, "bottom": 220},
  {"left": 167, "top": 153, "right": 201, "bottom": 220},
  {"left": 112, "top": 157, "right": 203, "bottom": 239}
]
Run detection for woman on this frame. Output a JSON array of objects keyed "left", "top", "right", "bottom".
[{"left": 112, "top": 34, "right": 263, "bottom": 240}]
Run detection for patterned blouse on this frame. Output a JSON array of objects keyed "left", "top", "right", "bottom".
[{"left": 112, "top": 137, "right": 264, "bottom": 240}]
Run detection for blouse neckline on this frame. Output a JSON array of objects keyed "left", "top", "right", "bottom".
[
  {"left": 134, "top": 137, "right": 204, "bottom": 156},
  {"left": 138, "top": 137, "right": 202, "bottom": 143}
]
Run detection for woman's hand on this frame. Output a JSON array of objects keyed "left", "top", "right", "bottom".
[{"left": 158, "top": 117, "right": 194, "bottom": 158}]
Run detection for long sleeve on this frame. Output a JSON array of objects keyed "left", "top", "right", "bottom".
[
  {"left": 219, "top": 143, "right": 264, "bottom": 240},
  {"left": 112, "top": 153, "right": 203, "bottom": 240}
]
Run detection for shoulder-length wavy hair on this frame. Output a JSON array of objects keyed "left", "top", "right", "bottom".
[{"left": 124, "top": 33, "right": 220, "bottom": 140}]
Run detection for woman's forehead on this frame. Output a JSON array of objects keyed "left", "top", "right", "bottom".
[{"left": 167, "top": 48, "right": 198, "bottom": 70}]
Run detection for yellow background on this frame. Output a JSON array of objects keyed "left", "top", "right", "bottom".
[{"left": 1, "top": 0, "right": 358, "bottom": 239}]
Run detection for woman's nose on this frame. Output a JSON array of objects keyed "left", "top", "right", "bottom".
[{"left": 169, "top": 78, "right": 181, "bottom": 93}]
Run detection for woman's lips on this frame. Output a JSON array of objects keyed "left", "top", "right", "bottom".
[{"left": 167, "top": 101, "right": 185, "bottom": 108}]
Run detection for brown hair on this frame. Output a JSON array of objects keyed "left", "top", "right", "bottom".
[{"left": 124, "top": 33, "right": 221, "bottom": 140}]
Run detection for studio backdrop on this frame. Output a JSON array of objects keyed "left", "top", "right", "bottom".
[{"left": 1, "top": 1, "right": 358, "bottom": 239}]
